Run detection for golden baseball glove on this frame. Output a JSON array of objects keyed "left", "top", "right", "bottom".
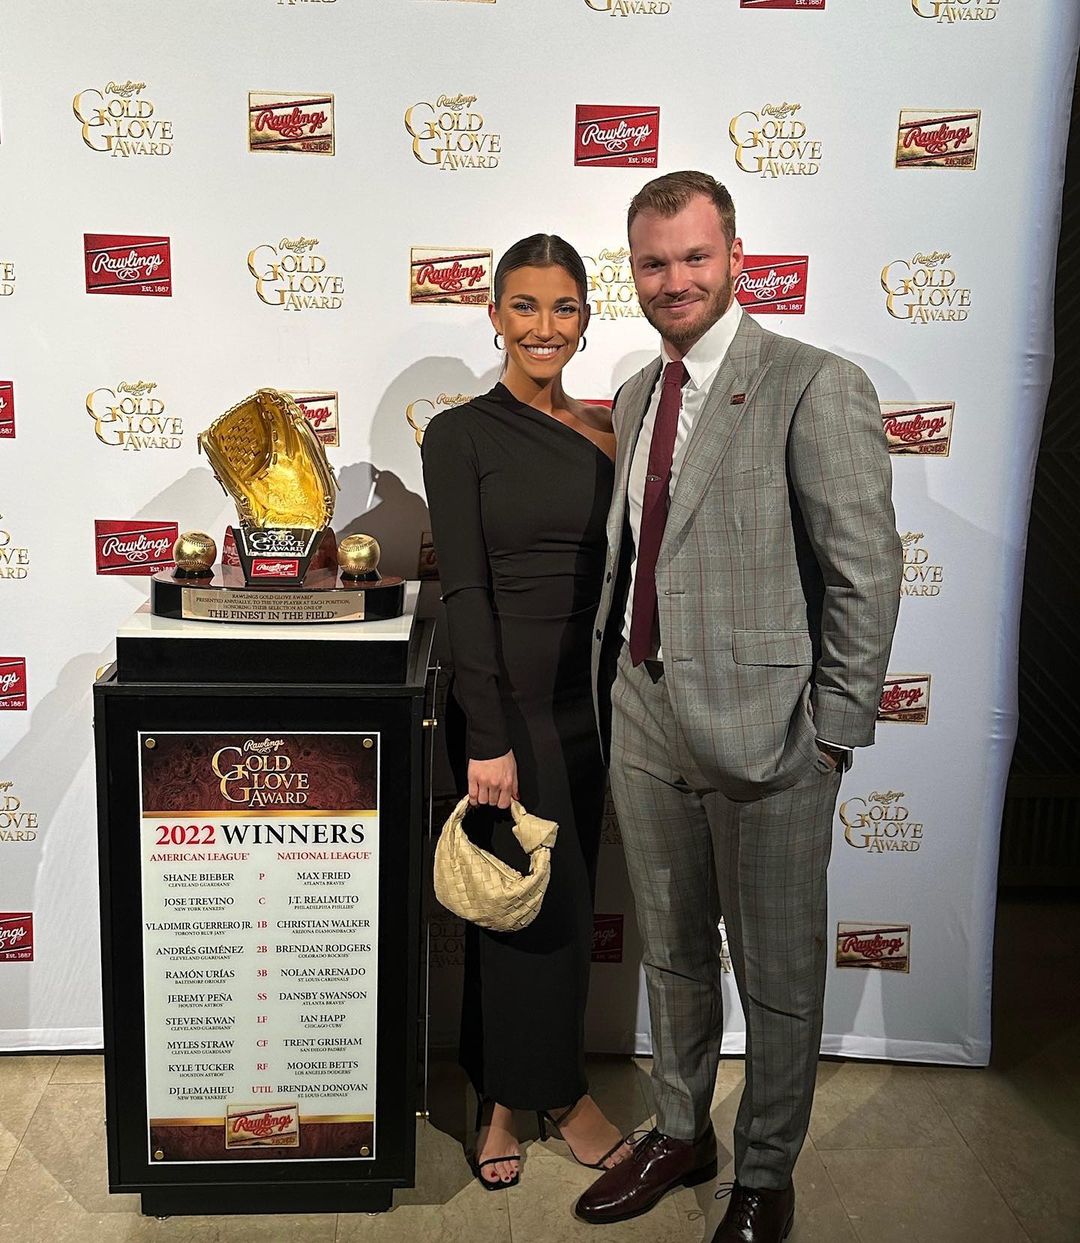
[{"left": 198, "top": 389, "right": 336, "bottom": 529}]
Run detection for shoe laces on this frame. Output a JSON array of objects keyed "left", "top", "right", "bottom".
[
  {"left": 620, "top": 1127, "right": 662, "bottom": 1160},
  {"left": 716, "top": 1181, "right": 764, "bottom": 1232}
]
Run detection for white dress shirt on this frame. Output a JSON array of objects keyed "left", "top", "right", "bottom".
[{"left": 622, "top": 298, "right": 743, "bottom": 651}]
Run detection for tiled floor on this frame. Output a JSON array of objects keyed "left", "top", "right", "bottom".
[{"left": 1, "top": 894, "right": 1077, "bottom": 1242}]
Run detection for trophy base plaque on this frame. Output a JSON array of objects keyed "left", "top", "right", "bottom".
[{"left": 151, "top": 565, "right": 406, "bottom": 625}]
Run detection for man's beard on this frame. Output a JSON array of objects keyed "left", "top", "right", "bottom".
[{"left": 642, "top": 275, "right": 733, "bottom": 350}]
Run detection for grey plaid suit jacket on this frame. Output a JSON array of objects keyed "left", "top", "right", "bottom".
[{"left": 592, "top": 312, "right": 902, "bottom": 801}]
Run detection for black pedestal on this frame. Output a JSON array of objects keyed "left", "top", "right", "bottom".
[{"left": 93, "top": 606, "right": 433, "bottom": 1216}]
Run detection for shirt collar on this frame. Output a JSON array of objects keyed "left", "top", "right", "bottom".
[{"left": 660, "top": 297, "right": 743, "bottom": 392}]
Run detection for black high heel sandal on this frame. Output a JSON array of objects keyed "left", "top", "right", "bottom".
[
  {"left": 537, "top": 1098, "right": 629, "bottom": 1170},
  {"left": 472, "top": 1098, "right": 521, "bottom": 1191}
]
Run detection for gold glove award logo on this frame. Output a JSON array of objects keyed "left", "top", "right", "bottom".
[
  {"left": 896, "top": 110, "right": 980, "bottom": 169},
  {"left": 406, "top": 392, "right": 473, "bottom": 445},
  {"left": 410, "top": 248, "right": 492, "bottom": 305},
  {"left": 584, "top": 0, "right": 671, "bottom": 15},
  {"left": 882, "top": 251, "right": 970, "bottom": 324},
  {"left": 0, "top": 778, "right": 37, "bottom": 841},
  {"left": 584, "top": 248, "right": 643, "bottom": 320},
  {"left": 72, "top": 80, "right": 173, "bottom": 157},
  {"left": 0, "top": 515, "right": 30, "bottom": 581},
  {"left": 248, "top": 93, "right": 334, "bottom": 154},
  {"left": 836, "top": 922, "right": 910, "bottom": 971},
  {"left": 247, "top": 236, "right": 345, "bottom": 310},
  {"left": 901, "top": 531, "right": 944, "bottom": 598},
  {"left": 404, "top": 94, "right": 501, "bottom": 170},
  {"left": 86, "top": 380, "right": 183, "bottom": 451},
  {"left": 0, "top": 261, "right": 14, "bottom": 297},
  {"left": 841, "top": 790, "right": 925, "bottom": 855},
  {"left": 879, "top": 675, "right": 932, "bottom": 724},
  {"left": 285, "top": 391, "right": 339, "bottom": 447},
  {"left": 881, "top": 401, "right": 954, "bottom": 455},
  {"left": 729, "top": 103, "right": 821, "bottom": 178},
  {"left": 912, "top": 0, "right": 999, "bottom": 21}
]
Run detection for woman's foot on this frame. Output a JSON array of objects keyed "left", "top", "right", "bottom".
[
  {"left": 545, "top": 1095, "right": 632, "bottom": 1169},
  {"left": 476, "top": 1101, "right": 521, "bottom": 1186}
]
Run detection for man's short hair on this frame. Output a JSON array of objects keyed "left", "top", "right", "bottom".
[{"left": 627, "top": 171, "right": 736, "bottom": 249}]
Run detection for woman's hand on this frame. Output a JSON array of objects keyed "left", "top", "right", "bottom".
[{"left": 468, "top": 751, "right": 518, "bottom": 809}]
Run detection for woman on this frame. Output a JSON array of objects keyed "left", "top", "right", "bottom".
[{"left": 422, "top": 235, "right": 628, "bottom": 1189}]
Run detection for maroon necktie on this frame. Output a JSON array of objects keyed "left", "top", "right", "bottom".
[{"left": 629, "top": 360, "right": 688, "bottom": 666}]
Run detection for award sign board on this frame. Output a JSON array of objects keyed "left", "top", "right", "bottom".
[{"left": 139, "top": 731, "right": 380, "bottom": 1164}]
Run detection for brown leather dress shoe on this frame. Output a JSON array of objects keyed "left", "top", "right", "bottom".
[
  {"left": 710, "top": 1180, "right": 795, "bottom": 1242},
  {"left": 574, "top": 1126, "right": 717, "bottom": 1224}
]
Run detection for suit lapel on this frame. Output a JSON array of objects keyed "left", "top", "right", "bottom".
[
  {"left": 607, "top": 358, "right": 661, "bottom": 546},
  {"left": 661, "top": 315, "right": 773, "bottom": 560}
]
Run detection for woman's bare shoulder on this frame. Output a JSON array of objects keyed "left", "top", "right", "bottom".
[{"left": 568, "top": 399, "right": 615, "bottom": 435}]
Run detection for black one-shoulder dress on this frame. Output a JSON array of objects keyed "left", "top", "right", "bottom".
[{"left": 421, "top": 383, "right": 614, "bottom": 1109}]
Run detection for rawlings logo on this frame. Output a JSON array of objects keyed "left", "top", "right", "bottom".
[
  {"left": 100, "top": 533, "right": 173, "bottom": 562},
  {"left": 0, "top": 913, "right": 33, "bottom": 960},
  {"left": 234, "top": 1112, "right": 293, "bottom": 1136},
  {"left": 0, "top": 381, "right": 12, "bottom": 439},
  {"left": 884, "top": 413, "right": 946, "bottom": 442},
  {"left": 881, "top": 685, "right": 923, "bottom": 710},
  {"left": 839, "top": 931, "right": 903, "bottom": 958},
  {"left": 254, "top": 107, "right": 328, "bottom": 138},
  {"left": 0, "top": 924, "right": 28, "bottom": 949},
  {"left": 575, "top": 106, "right": 659, "bottom": 166},
  {"left": 878, "top": 677, "right": 932, "bottom": 723},
  {"left": 411, "top": 247, "right": 491, "bottom": 305},
  {"left": 84, "top": 235, "right": 171, "bottom": 296},
  {"left": 91, "top": 250, "right": 164, "bottom": 281},
  {"left": 225, "top": 1102, "right": 299, "bottom": 1148},
  {"left": 836, "top": 922, "right": 911, "bottom": 971},
  {"left": 580, "top": 119, "right": 653, "bottom": 152},
  {"left": 251, "top": 558, "right": 299, "bottom": 577},
  {"left": 249, "top": 95, "right": 335, "bottom": 155},
  {"left": 735, "top": 268, "right": 801, "bottom": 300},
  {"left": 95, "top": 520, "right": 178, "bottom": 574},
  {"left": 416, "top": 261, "right": 485, "bottom": 291},
  {"left": 903, "top": 122, "right": 973, "bottom": 154}
]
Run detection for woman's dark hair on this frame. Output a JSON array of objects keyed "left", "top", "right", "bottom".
[{"left": 493, "top": 234, "right": 588, "bottom": 307}]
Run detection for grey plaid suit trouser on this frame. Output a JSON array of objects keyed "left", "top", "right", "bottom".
[{"left": 610, "top": 644, "right": 841, "bottom": 1190}]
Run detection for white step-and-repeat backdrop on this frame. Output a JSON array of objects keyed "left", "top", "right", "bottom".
[{"left": 1, "top": 0, "right": 1076, "bottom": 1062}]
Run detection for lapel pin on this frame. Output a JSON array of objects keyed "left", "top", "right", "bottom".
[{"left": 731, "top": 393, "right": 746, "bottom": 405}]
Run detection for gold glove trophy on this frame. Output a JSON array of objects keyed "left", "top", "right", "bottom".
[{"left": 149, "top": 388, "right": 405, "bottom": 624}]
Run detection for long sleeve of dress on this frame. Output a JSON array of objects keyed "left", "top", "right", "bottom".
[{"left": 421, "top": 411, "right": 511, "bottom": 761}]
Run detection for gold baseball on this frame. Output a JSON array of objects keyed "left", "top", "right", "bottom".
[
  {"left": 173, "top": 531, "right": 217, "bottom": 572},
  {"left": 338, "top": 533, "right": 381, "bottom": 575}
]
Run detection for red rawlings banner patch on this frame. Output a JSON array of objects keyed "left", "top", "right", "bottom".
[
  {"left": 84, "top": 234, "right": 172, "bottom": 296},
  {"left": 0, "top": 657, "right": 27, "bottom": 711},
  {"left": 574, "top": 105, "right": 659, "bottom": 167},
  {"left": 735, "top": 255, "right": 808, "bottom": 314},
  {"left": 0, "top": 381, "right": 14, "bottom": 439},
  {"left": 0, "top": 913, "right": 33, "bottom": 962},
  {"left": 95, "top": 519, "right": 178, "bottom": 575}
]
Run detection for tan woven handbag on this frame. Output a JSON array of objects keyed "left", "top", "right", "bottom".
[{"left": 433, "top": 795, "right": 559, "bottom": 933}]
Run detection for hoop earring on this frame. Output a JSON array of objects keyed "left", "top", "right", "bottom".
[
  {"left": 493, "top": 333, "right": 505, "bottom": 351},
  {"left": 577, "top": 335, "right": 587, "bottom": 353}
]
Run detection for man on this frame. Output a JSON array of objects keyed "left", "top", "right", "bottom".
[{"left": 579, "top": 171, "right": 901, "bottom": 1242}]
